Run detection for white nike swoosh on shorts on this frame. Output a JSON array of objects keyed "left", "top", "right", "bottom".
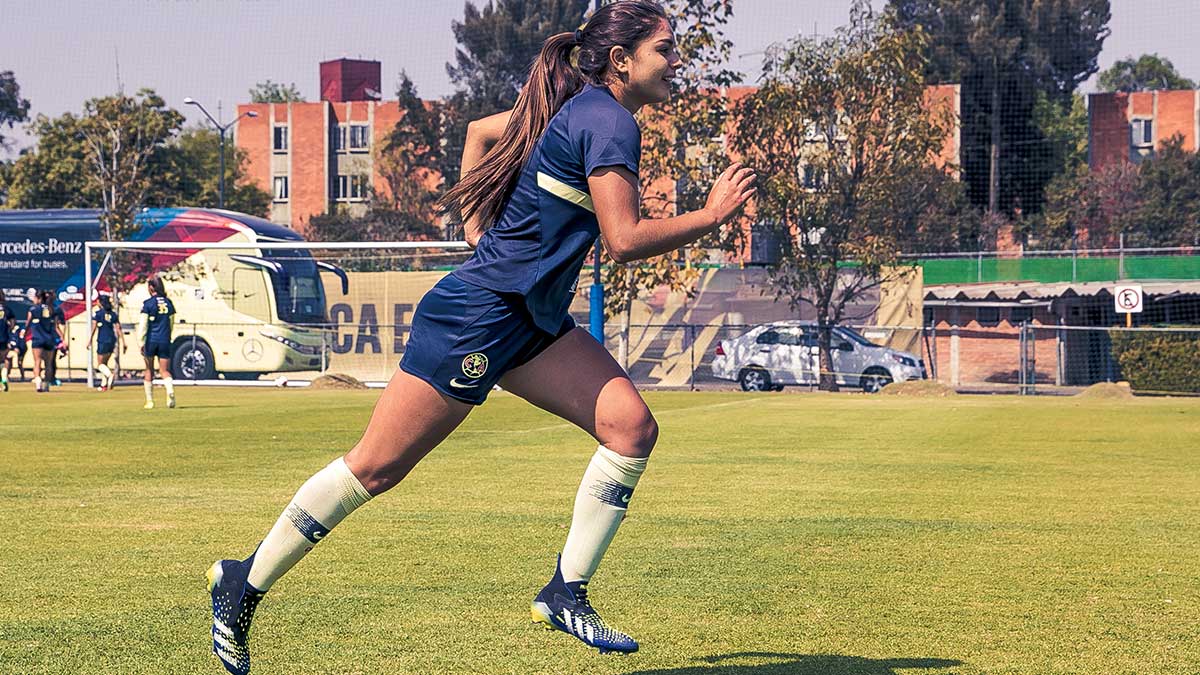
[{"left": 449, "top": 378, "right": 481, "bottom": 389}]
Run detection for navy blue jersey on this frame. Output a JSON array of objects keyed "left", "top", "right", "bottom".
[
  {"left": 93, "top": 309, "right": 119, "bottom": 343},
  {"left": 0, "top": 304, "right": 13, "bottom": 342},
  {"left": 454, "top": 84, "right": 641, "bottom": 333},
  {"left": 141, "top": 296, "right": 175, "bottom": 344},
  {"left": 27, "top": 304, "right": 59, "bottom": 343}
]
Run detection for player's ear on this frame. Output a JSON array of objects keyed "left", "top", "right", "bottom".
[{"left": 607, "top": 45, "right": 632, "bottom": 77}]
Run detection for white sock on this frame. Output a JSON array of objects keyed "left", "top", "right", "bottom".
[
  {"left": 97, "top": 364, "right": 113, "bottom": 386},
  {"left": 143, "top": 381, "right": 153, "bottom": 401},
  {"left": 247, "top": 457, "right": 373, "bottom": 591},
  {"left": 164, "top": 378, "right": 175, "bottom": 397},
  {"left": 559, "top": 445, "right": 648, "bottom": 583}
]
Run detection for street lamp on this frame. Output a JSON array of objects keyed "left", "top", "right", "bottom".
[{"left": 184, "top": 97, "right": 258, "bottom": 209}]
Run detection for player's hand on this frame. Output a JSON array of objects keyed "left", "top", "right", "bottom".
[
  {"left": 140, "top": 346, "right": 146, "bottom": 357},
  {"left": 703, "top": 163, "right": 756, "bottom": 227}
]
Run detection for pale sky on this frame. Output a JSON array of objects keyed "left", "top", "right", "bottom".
[{"left": 2, "top": 0, "right": 1199, "bottom": 158}]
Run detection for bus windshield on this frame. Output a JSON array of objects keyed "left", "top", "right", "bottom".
[{"left": 264, "top": 250, "right": 327, "bottom": 324}]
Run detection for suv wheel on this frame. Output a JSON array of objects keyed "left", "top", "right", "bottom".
[
  {"left": 860, "top": 367, "right": 893, "bottom": 393},
  {"left": 739, "top": 367, "right": 772, "bottom": 392}
]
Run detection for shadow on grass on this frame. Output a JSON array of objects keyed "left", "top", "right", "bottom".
[{"left": 625, "top": 652, "right": 963, "bottom": 675}]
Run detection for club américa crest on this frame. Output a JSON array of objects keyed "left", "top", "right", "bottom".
[{"left": 461, "top": 352, "right": 488, "bottom": 379}]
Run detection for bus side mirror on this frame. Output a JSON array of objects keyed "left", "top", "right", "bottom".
[{"left": 316, "top": 261, "right": 349, "bottom": 295}]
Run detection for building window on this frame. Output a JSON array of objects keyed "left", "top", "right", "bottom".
[
  {"left": 272, "top": 176, "right": 289, "bottom": 202},
  {"left": 332, "top": 125, "right": 347, "bottom": 153},
  {"left": 1009, "top": 307, "right": 1033, "bottom": 324},
  {"left": 1131, "top": 118, "right": 1153, "bottom": 148},
  {"left": 272, "top": 126, "right": 288, "bottom": 153},
  {"left": 334, "top": 174, "right": 368, "bottom": 201},
  {"left": 349, "top": 124, "right": 370, "bottom": 151},
  {"left": 976, "top": 307, "right": 1000, "bottom": 325}
]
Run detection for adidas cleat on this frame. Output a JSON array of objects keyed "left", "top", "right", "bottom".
[
  {"left": 531, "top": 556, "right": 638, "bottom": 654},
  {"left": 208, "top": 557, "right": 265, "bottom": 675}
]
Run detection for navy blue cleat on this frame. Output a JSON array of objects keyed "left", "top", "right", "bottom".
[
  {"left": 531, "top": 556, "right": 638, "bottom": 654},
  {"left": 207, "top": 556, "right": 265, "bottom": 675}
]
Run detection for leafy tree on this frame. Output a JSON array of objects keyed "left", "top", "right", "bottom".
[
  {"left": 890, "top": 0, "right": 1110, "bottom": 217},
  {"left": 601, "top": 0, "right": 742, "bottom": 368},
  {"left": 73, "top": 89, "right": 185, "bottom": 240},
  {"left": 374, "top": 72, "right": 447, "bottom": 233},
  {"left": 3, "top": 112, "right": 101, "bottom": 209},
  {"left": 0, "top": 70, "right": 31, "bottom": 149},
  {"left": 1031, "top": 136, "right": 1200, "bottom": 250},
  {"left": 1099, "top": 54, "right": 1195, "bottom": 93},
  {"left": 248, "top": 80, "right": 306, "bottom": 103},
  {"left": 1029, "top": 162, "right": 1138, "bottom": 249},
  {"left": 1124, "top": 137, "right": 1200, "bottom": 247},
  {"left": 153, "top": 127, "right": 271, "bottom": 217},
  {"left": 443, "top": 0, "right": 589, "bottom": 185},
  {"left": 731, "top": 3, "right": 957, "bottom": 391}
]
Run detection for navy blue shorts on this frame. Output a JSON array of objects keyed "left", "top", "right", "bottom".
[
  {"left": 97, "top": 339, "right": 116, "bottom": 356},
  {"left": 399, "top": 274, "right": 575, "bottom": 405},
  {"left": 31, "top": 338, "right": 57, "bottom": 351},
  {"left": 144, "top": 341, "right": 172, "bottom": 360}
]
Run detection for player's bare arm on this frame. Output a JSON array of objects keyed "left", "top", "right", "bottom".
[
  {"left": 590, "top": 162, "right": 756, "bottom": 263},
  {"left": 460, "top": 109, "right": 514, "bottom": 247}
]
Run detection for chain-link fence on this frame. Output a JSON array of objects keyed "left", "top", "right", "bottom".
[{"left": 24, "top": 315, "right": 1199, "bottom": 397}]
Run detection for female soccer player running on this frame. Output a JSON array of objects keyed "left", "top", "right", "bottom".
[
  {"left": 26, "top": 293, "right": 63, "bottom": 393},
  {"left": 87, "top": 294, "right": 125, "bottom": 391},
  {"left": 207, "top": 2, "right": 754, "bottom": 672},
  {"left": 140, "top": 276, "right": 176, "bottom": 409}
]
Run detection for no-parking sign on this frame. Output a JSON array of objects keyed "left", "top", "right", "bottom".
[{"left": 1114, "top": 284, "right": 1143, "bottom": 314}]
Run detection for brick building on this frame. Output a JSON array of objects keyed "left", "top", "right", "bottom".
[
  {"left": 236, "top": 59, "right": 406, "bottom": 232},
  {"left": 1089, "top": 88, "right": 1200, "bottom": 170}
]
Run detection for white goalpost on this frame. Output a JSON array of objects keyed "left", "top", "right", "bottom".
[{"left": 82, "top": 240, "right": 472, "bottom": 389}]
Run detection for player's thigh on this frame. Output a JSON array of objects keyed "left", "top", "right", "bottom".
[
  {"left": 498, "top": 327, "right": 657, "bottom": 457},
  {"left": 344, "top": 368, "right": 474, "bottom": 495}
]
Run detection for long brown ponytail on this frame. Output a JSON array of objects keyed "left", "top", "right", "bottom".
[{"left": 439, "top": 0, "right": 669, "bottom": 232}]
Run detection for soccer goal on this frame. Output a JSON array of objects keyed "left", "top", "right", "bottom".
[{"left": 81, "top": 237, "right": 472, "bottom": 388}]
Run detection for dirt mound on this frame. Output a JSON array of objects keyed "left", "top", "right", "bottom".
[
  {"left": 878, "top": 380, "right": 958, "bottom": 397},
  {"left": 308, "top": 373, "right": 369, "bottom": 390},
  {"left": 1075, "top": 381, "right": 1135, "bottom": 399}
]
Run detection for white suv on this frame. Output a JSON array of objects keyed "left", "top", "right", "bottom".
[{"left": 711, "top": 321, "right": 926, "bottom": 393}]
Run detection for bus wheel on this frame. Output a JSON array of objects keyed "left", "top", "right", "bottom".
[{"left": 172, "top": 339, "right": 216, "bottom": 381}]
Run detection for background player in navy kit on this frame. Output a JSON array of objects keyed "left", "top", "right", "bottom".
[
  {"left": 26, "top": 293, "right": 64, "bottom": 392},
  {"left": 140, "top": 276, "right": 176, "bottom": 409},
  {"left": 0, "top": 301, "right": 14, "bottom": 392},
  {"left": 43, "top": 291, "right": 67, "bottom": 387},
  {"left": 206, "top": 3, "right": 755, "bottom": 672},
  {"left": 87, "top": 294, "right": 125, "bottom": 392}
]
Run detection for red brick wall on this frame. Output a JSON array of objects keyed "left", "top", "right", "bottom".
[
  {"left": 1090, "top": 90, "right": 1200, "bottom": 171},
  {"left": 236, "top": 104, "right": 272, "bottom": 197},
  {"left": 928, "top": 308, "right": 1061, "bottom": 385},
  {"left": 291, "top": 102, "right": 329, "bottom": 235},
  {"left": 1158, "top": 90, "right": 1197, "bottom": 151},
  {"left": 372, "top": 102, "right": 402, "bottom": 201}
]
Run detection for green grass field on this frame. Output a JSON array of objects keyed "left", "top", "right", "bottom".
[{"left": 1, "top": 385, "right": 1198, "bottom": 674}]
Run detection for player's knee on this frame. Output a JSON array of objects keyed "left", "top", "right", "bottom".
[{"left": 600, "top": 405, "right": 658, "bottom": 458}]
